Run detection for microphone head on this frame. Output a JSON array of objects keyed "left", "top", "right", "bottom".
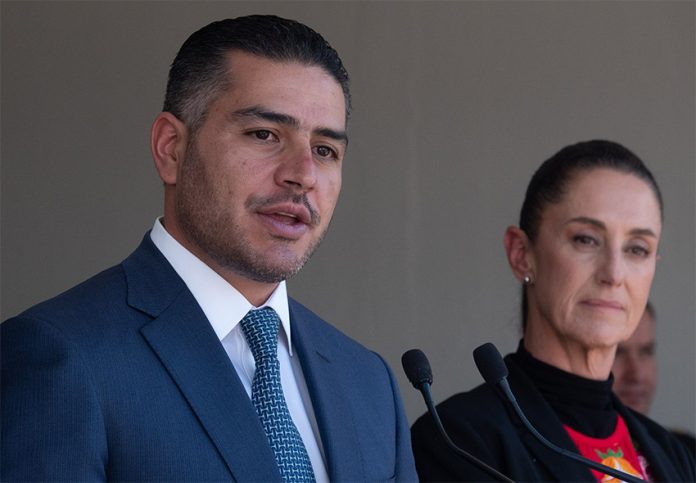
[
  {"left": 401, "top": 349, "right": 433, "bottom": 389},
  {"left": 473, "top": 342, "right": 508, "bottom": 385}
]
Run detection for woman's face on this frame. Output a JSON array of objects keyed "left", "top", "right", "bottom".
[{"left": 526, "top": 168, "right": 662, "bottom": 350}]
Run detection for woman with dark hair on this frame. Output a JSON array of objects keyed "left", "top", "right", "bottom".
[{"left": 411, "top": 140, "right": 695, "bottom": 482}]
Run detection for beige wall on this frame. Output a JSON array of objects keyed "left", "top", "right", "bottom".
[{"left": 2, "top": 1, "right": 694, "bottom": 433}]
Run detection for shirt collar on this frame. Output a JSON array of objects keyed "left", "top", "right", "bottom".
[{"left": 149, "top": 218, "right": 293, "bottom": 354}]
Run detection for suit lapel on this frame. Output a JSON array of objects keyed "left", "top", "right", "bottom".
[
  {"left": 123, "top": 236, "right": 281, "bottom": 482},
  {"left": 290, "top": 301, "right": 364, "bottom": 482}
]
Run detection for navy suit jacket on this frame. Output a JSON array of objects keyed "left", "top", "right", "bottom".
[{"left": 2, "top": 235, "right": 417, "bottom": 482}]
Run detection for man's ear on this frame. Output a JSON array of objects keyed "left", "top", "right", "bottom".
[
  {"left": 503, "top": 226, "right": 535, "bottom": 282},
  {"left": 151, "top": 112, "right": 188, "bottom": 185}
]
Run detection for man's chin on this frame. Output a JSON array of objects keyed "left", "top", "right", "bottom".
[
  {"left": 236, "top": 257, "right": 308, "bottom": 284},
  {"left": 214, "top": 236, "right": 320, "bottom": 284}
]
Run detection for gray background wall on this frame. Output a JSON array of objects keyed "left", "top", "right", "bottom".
[{"left": 2, "top": 1, "right": 694, "bottom": 434}]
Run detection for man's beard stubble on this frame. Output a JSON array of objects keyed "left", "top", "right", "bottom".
[{"left": 175, "top": 140, "right": 329, "bottom": 284}]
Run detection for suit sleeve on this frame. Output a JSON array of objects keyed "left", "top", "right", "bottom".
[
  {"left": 1, "top": 316, "right": 107, "bottom": 481},
  {"left": 376, "top": 353, "right": 419, "bottom": 482}
]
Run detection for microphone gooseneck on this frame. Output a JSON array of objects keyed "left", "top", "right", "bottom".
[
  {"left": 401, "top": 349, "right": 515, "bottom": 483},
  {"left": 473, "top": 343, "right": 645, "bottom": 483}
]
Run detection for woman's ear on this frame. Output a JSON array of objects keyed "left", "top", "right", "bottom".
[
  {"left": 151, "top": 112, "right": 188, "bottom": 185},
  {"left": 503, "top": 226, "right": 535, "bottom": 283}
]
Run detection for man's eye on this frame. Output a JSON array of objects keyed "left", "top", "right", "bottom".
[
  {"left": 640, "top": 347, "right": 655, "bottom": 357},
  {"left": 315, "top": 145, "right": 337, "bottom": 159},
  {"left": 253, "top": 130, "right": 273, "bottom": 140}
]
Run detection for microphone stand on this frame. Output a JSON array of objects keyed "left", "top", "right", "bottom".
[
  {"left": 421, "top": 381, "right": 514, "bottom": 482},
  {"left": 498, "top": 378, "right": 645, "bottom": 483},
  {"left": 402, "top": 349, "right": 515, "bottom": 483},
  {"left": 474, "top": 342, "right": 645, "bottom": 483}
]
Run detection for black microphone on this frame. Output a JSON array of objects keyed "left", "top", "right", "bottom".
[
  {"left": 402, "top": 349, "right": 515, "bottom": 483},
  {"left": 473, "top": 343, "right": 645, "bottom": 483}
]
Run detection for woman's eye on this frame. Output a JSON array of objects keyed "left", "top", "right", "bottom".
[
  {"left": 628, "top": 245, "right": 650, "bottom": 257},
  {"left": 573, "top": 235, "right": 598, "bottom": 247}
]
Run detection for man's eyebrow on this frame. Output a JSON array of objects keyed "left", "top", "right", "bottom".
[
  {"left": 231, "top": 106, "right": 299, "bottom": 128},
  {"left": 566, "top": 216, "right": 658, "bottom": 238},
  {"left": 231, "top": 106, "right": 348, "bottom": 146},
  {"left": 315, "top": 127, "right": 348, "bottom": 146}
]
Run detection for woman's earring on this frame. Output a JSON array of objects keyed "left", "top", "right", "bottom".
[{"left": 523, "top": 275, "right": 532, "bottom": 285}]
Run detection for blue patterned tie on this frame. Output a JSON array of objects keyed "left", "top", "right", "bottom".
[{"left": 240, "top": 307, "right": 316, "bottom": 483}]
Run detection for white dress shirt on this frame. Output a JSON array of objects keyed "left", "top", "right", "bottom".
[{"left": 150, "top": 219, "right": 328, "bottom": 482}]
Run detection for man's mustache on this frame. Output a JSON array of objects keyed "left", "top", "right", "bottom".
[{"left": 246, "top": 192, "right": 320, "bottom": 227}]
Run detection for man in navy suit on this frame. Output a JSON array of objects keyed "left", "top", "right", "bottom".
[{"left": 2, "top": 16, "right": 417, "bottom": 481}]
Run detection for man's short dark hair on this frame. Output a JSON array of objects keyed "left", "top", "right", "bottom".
[{"left": 163, "top": 15, "right": 351, "bottom": 133}]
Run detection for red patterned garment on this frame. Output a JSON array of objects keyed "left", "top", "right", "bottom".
[{"left": 565, "top": 415, "right": 652, "bottom": 482}]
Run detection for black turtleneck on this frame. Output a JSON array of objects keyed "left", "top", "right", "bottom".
[{"left": 510, "top": 340, "right": 618, "bottom": 438}]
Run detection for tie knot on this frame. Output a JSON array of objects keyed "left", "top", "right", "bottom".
[{"left": 240, "top": 307, "right": 281, "bottom": 363}]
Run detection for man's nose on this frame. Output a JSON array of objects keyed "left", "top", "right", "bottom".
[{"left": 274, "top": 142, "right": 317, "bottom": 192}]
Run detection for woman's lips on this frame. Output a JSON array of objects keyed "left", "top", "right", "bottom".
[{"left": 582, "top": 299, "right": 624, "bottom": 311}]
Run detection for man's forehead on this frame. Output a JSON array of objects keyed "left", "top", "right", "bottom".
[
  {"left": 222, "top": 50, "right": 348, "bottom": 115},
  {"left": 214, "top": 54, "right": 345, "bottom": 133}
]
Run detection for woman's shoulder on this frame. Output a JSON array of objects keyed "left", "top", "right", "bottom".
[
  {"left": 618, "top": 402, "right": 696, "bottom": 480},
  {"left": 437, "top": 382, "right": 506, "bottom": 419},
  {"left": 411, "top": 380, "right": 511, "bottom": 439},
  {"left": 620, "top": 402, "right": 687, "bottom": 447}
]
